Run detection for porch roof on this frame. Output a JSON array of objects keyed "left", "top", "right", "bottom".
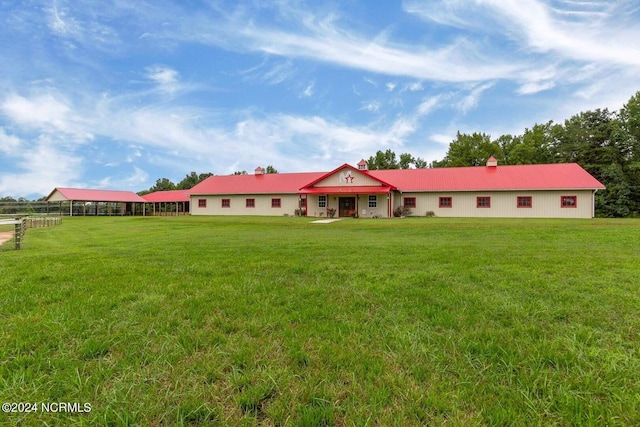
[{"left": 299, "top": 186, "right": 392, "bottom": 195}]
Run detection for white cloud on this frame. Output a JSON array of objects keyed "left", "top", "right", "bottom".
[
  {"left": 457, "top": 82, "right": 495, "bottom": 113},
  {"left": 386, "top": 82, "right": 397, "bottom": 92},
  {"left": 301, "top": 82, "right": 315, "bottom": 98},
  {"left": 95, "top": 166, "right": 148, "bottom": 189},
  {"left": 360, "top": 102, "right": 381, "bottom": 113},
  {"left": 405, "top": 82, "right": 424, "bottom": 92},
  {"left": 430, "top": 133, "right": 454, "bottom": 145},
  {"left": 146, "top": 65, "right": 180, "bottom": 93},
  {"left": 0, "top": 140, "right": 83, "bottom": 196},
  {"left": 417, "top": 95, "right": 444, "bottom": 116},
  {"left": 0, "top": 127, "right": 22, "bottom": 155},
  {"left": 517, "top": 80, "right": 556, "bottom": 95},
  {"left": 1, "top": 93, "right": 93, "bottom": 142}
]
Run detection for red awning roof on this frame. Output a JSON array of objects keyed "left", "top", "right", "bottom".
[
  {"left": 46, "top": 187, "right": 146, "bottom": 203},
  {"left": 141, "top": 190, "right": 191, "bottom": 202},
  {"left": 299, "top": 186, "right": 392, "bottom": 194}
]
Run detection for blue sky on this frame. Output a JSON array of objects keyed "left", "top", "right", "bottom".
[{"left": 1, "top": 0, "right": 640, "bottom": 198}]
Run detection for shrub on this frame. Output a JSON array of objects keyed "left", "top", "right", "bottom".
[
  {"left": 393, "top": 206, "right": 412, "bottom": 217},
  {"left": 425, "top": 211, "right": 436, "bottom": 217},
  {"left": 326, "top": 207, "right": 336, "bottom": 218}
]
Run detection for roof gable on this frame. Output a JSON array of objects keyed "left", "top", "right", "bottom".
[{"left": 300, "top": 163, "right": 396, "bottom": 190}]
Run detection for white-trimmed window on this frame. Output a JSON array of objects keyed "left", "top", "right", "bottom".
[
  {"left": 561, "top": 196, "right": 577, "bottom": 208},
  {"left": 318, "top": 195, "right": 327, "bottom": 208},
  {"left": 439, "top": 197, "right": 452, "bottom": 208},
  {"left": 517, "top": 196, "right": 532, "bottom": 208},
  {"left": 368, "top": 195, "right": 377, "bottom": 208},
  {"left": 476, "top": 197, "right": 491, "bottom": 208}
]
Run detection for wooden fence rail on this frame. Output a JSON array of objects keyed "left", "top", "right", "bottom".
[{"left": 0, "top": 216, "right": 62, "bottom": 250}]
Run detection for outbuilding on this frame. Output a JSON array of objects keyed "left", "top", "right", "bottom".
[{"left": 45, "top": 188, "right": 147, "bottom": 216}]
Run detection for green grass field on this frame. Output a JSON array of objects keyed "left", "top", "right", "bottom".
[{"left": 1, "top": 216, "right": 639, "bottom": 426}]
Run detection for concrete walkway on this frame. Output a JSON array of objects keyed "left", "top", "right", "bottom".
[{"left": 310, "top": 218, "right": 344, "bottom": 224}]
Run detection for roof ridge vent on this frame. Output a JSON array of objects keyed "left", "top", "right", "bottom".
[
  {"left": 486, "top": 156, "right": 498, "bottom": 167},
  {"left": 254, "top": 166, "right": 264, "bottom": 175}
]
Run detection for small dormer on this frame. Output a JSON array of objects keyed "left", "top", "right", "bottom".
[
  {"left": 254, "top": 166, "right": 264, "bottom": 175},
  {"left": 486, "top": 156, "right": 498, "bottom": 168},
  {"left": 357, "top": 159, "right": 368, "bottom": 170}
]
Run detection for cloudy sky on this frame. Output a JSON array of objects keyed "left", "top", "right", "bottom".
[{"left": 1, "top": 0, "right": 639, "bottom": 198}]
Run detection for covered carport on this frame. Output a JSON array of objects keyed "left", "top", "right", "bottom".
[
  {"left": 45, "top": 188, "right": 147, "bottom": 216},
  {"left": 141, "top": 190, "right": 190, "bottom": 216}
]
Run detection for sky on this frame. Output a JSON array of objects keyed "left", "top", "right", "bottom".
[{"left": 1, "top": 0, "right": 640, "bottom": 198}]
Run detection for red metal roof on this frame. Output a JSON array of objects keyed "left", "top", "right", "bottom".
[
  {"left": 368, "top": 163, "right": 605, "bottom": 191},
  {"left": 190, "top": 172, "right": 326, "bottom": 195},
  {"left": 300, "top": 186, "right": 393, "bottom": 194},
  {"left": 141, "top": 190, "right": 191, "bottom": 202},
  {"left": 46, "top": 187, "right": 147, "bottom": 202},
  {"left": 181, "top": 162, "right": 604, "bottom": 197}
]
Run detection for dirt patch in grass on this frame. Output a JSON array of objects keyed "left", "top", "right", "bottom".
[{"left": 0, "top": 231, "right": 13, "bottom": 246}]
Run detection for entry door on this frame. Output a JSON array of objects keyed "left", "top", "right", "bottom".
[{"left": 339, "top": 197, "right": 356, "bottom": 217}]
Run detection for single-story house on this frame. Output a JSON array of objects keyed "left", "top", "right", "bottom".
[{"left": 189, "top": 159, "right": 606, "bottom": 218}]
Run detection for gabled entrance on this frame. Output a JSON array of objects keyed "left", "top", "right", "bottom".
[{"left": 338, "top": 197, "right": 356, "bottom": 217}]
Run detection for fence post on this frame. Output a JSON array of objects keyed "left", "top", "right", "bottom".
[{"left": 14, "top": 221, "right": 21, "bottom": 250}]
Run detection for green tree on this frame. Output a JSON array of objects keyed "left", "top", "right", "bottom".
[
  {"left": 367, "top": 149, "right": 399, "bottom": 170},
  {"left": 367, "top": 150, "right": 427, "bottom": 169},
  {"left": 176, "top": 172, "right": 214, "bottom": 190},
  {"left": 138, "top": 178, "right": 176, "bottom": 195},
  {"left": 501, "top": 122, "right": 558, "bottom": 165},
  {"left": 433, "top": 132, "right": 502, "bottom": 167},
  {"left": 265, "top": 165, "right": 278, "bottom": 174}
]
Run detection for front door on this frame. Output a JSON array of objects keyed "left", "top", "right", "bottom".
[{"left": 338, "top": 197, "right": 356, "bottom": 217}]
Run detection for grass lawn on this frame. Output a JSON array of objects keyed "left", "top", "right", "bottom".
[{"left": 1, "top": 216, "right": 639, "bottom": 426}]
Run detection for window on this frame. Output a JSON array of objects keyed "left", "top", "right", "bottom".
[
  {"left": 246, "top": 198, "right": 255, "bottom": 208},
  {"left": 439, "top": 197, "right": 452, "bottom": 208},
  {"left": 318, "top": 195, "right": 327, "bottom": 208},
  {"left": 198, "top": 199, "right": 207, "bottom": 208},
  {"left": 368, "top": 195, "right": 377, "bottom": 208},
  {"left": 271, "top": 198, "right": 281, "bottom": 208},
  {"left": 561, "top": 196, "right": 577, "bottom": 208},
  {"left": 221, "top": 199, "right": 230, "bottom": 208},
  {"left": 517, "top": 196, "right": 532, "bottom": 208},
  {"left": 477, "top": 196, "right": 491, "bottom": 208},
  {"left": 403, "top": 197, "right": 416, "bottom": 208}
]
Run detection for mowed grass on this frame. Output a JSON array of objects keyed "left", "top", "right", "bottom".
[{"left": 1, "top": 216, "right": 639, "bottom": 426}]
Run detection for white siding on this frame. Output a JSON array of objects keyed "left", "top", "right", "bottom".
[
  {"left": 394, "top": 190, "right": 595, "bottom": 218},
  {"left": 190, "top": 194, "right": 300, "bottom": 216}
]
